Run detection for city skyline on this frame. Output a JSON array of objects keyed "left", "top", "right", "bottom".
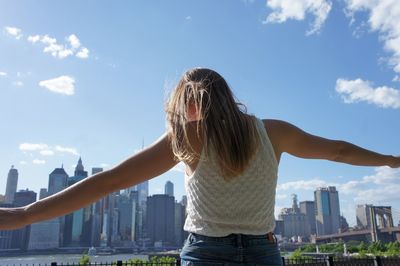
[{"left": 1, "top": 0, "right": 400, "bottom": 227}]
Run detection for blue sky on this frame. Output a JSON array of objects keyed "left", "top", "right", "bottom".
[{"left": 1, "top": 0, "right": 399, "bottom": 226}]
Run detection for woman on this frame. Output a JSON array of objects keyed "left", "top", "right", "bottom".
[{"left": 0, "top": 68, "right": 399, "bottom": 265}]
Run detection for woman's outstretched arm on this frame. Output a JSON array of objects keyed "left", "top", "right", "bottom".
[
  {"left": 264, "top": 119, "right": 400, "bottom": 168},
  {"left": 0, "top": 133, "right": 177, "bottom": 230}
]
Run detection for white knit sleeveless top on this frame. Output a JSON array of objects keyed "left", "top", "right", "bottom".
[{"left": 183, "top": 118, "right": 279, "bottom": 237}]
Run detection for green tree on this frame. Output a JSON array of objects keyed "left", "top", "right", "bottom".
[
  {"left": 368, "top": 241, "right": 386, "bottom": 255},
  {"left": 79, "top": 255, "right": 91, "bottom": 265}
]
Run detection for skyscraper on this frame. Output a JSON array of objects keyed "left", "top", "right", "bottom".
[
  {"left": 91, "top": 167, "right": 104, "bottom": 247},
  {"left": 48, "top": 166, "right": 69, "bottom": 196},
  {"left": 356, "top": 204, "right": 372, "bottom": 229},
  {"left": 136, "top": 180, "right": 149, "bottom": 244},
  {"left": 63, "top": 157, "right": 90, "bottom": 247},
  {"left": 300, "top": 201, "right": 316, "bottom": 235},
  {"left": 165, "top": 181, "right": 174, "bottom": 197},
  {"left": 5, "top": 166, "right": 18, "bottom": 204},
  {"left": 146, "top": 194, "right": 175, "bottom": 246},
  {"left": 314, "top": 186, "right": 341, "bottom": 236},
  {"left": 14, "top": 189, "right": 36, "bottom": 206}
]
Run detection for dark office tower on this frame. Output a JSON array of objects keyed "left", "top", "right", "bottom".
[
  {"left": 314, "top": 186, "right": 341, "bottom": 236},
  {"left": 165, "top": 181, "right": 174, "bottom": 197},
  {"left": 300, "top": 201, "right": 317, "bottom": 235},
  {"left": 39, "top": 188, "right": 48, "bottom": 199},
  {"left": 116, "top": 193, "right": 134, "bottom": 245},
  {"left": 0, "top": 203, "right": 14, "bottom": 249},
  {"left": 14, "top": 189, "right": 36, "bottom": 206},
  {"left": 48, "top": 166, "right": 69, "bottom": 196},
  {"left": 92, "top": 167, "right": 103, "bottom": 175},
  {"left": 146, "top": 194, "right": 175, "bottom": 246},
  {"left": 90, "top": 167, "right": 104, "bottom": 247},
  {"left": 74, "top": 157, "right": 88, "bottom": 177},
  {"left": 11, "top": 189, "right": 36, "bottom": 250},
  {"left": 63, "top": 158, "right": 91, "bottom": 247},
  {"left": 5, "top": 166, "right": 18, "bottom": 204},
  {"left": 174, "top": 200, "right": 185, "bottom": 246},
  {"left": 180, "top": 195, "right": 189, "bottom": 242}
]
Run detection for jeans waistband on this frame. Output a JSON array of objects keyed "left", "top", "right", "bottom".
[{"left": 189, "top": 232, "right": 277, "bottom": 246}]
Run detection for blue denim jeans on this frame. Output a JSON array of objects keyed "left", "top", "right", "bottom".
[{"left": 180, "top": 232, "right": 283, "bottom": 265}]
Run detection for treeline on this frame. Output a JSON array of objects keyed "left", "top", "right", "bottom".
[{"left": 291, "top": 241, "right": 400, "bottom": 259}]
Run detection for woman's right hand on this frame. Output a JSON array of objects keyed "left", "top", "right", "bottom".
[{"left": 0, "top": 207, "right": 27, "bottom": 230}]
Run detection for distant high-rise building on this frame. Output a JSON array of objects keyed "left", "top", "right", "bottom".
[
  {"left": 314, "top": 186, "right": 341, "bottom": 236},
  {"left": 181, "top": 195, "right": 187, "bottom": 207},
  {"left": 63, "top": 157, "right": 91, "bottom": 247},
  {"left": 90, "top": 167, "right": 104, "bottom": 247},
  {"left": 136, "top": 180, "right": 149, "bottom": 243},
  {"left": 5, "top": 166, "right": 18, "bottom": 204},
  {"left": 279, "top": 195, "right": 310, "bottom": 239},
  {"left": 14, "top": 189, "right": 36, "bottom": 206},
  {"left": 74, "top": 157, "right": 88, "bottom": 177},
  {"left": 92, "top": 167, "right": 103, "bottom": 175},
  {"left": 300, "top": 201, "right": 316, "bottom": 235},
  {"left": 137, "top": 181, "right": 149, "bottom": 206},
  {"left": 0, "top": 203, "right": 16, "bottom": 249},
  {"left": 28, "top": 218, "right": 60, "bottom": 250},
  {"left": 174, "top": 200, "right": 185, "bottom": 246},
  {"left": 48, "top": 166, "right": 69, "bottom": 196},
  {"left": 39, "top": 188, "right": 48, "bottom": 200},
  {"left": 356, "top": 204, "right": 373, "bottom": 229},
  {"left": 147, "top": 194, "right": 175, "bottom": 246},
  {"left": 165, "top": 181, "right": 174, "bottom": 197}
]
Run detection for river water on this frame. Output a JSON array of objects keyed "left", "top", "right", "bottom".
[{"left": 0, "top": 254, "right": 148, "bottom": 266}]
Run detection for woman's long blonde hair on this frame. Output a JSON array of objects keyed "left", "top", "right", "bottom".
[{"left": 166, "top": 68, "right": 260, "bottom": 180}]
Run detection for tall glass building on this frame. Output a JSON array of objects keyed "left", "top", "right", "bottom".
[{"left": 314, "top": 186, "right": 340, "bottom": 236}]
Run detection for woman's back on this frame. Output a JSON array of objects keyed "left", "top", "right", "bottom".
[{"left": 184, "top": 117, "right": 279, "bottom": 237}]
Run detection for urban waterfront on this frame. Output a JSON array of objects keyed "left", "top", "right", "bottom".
[{"left": 0, "top": 253, "right": 148, "bottom": 265}]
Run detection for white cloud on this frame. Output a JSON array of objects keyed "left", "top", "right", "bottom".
[
  {"left": 55, "top": 145, "right": 79, "bottom": 156},
  {"left": 68, "top": 34, "right": 81, "bottom": 49},
  {"left": 33, "top": 159, "right": 46, "bottom": 165},
  {"left": 0, "top": 71, "right": 7, "bottom": 77},
  {"left": 4, "top": 26, "right": 23, "bottom": 39},
  {"left": 12, "top": 81, "right": 24, "bottom": 87},
  {"left": 19, "top": 143, "right": 49, "bottom": 151},
  {"left": 264, "top": 0, "right": 332, "bottom": 35},
  {"left": 276, "top": 193, "right": 288, "bottom": 200},
  {"left": 39, "top": 75, "right": 75, "bottom": 96},
  {"left": 362, "top": 166, "right": 400, "bottom": 185},
  {"left": 27, "top": 35, "right": 40, "bottom": 43},
  {"left": 26, "top": 32, "right": 89, "bottom": 59},
  {"left": 277, "top": 178, "right": 336, "bottom": 191},
  {"left": 76, "top": 47, "right": 89, "bottom": 59},
  {"left": 336, "top": 78, "right": 400, "bottom": 109},
  {"left": 344, "top": 0, "right": 400, "bottom": 76},
  {"left": 338, "top": 167, "right": 400, "bottom": 204},
  {"left": 19, "top": 161, "right": 27, "bottom": 165},
  {"left": 40, "top": 150, "right": 55, "bottom": 156}
]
